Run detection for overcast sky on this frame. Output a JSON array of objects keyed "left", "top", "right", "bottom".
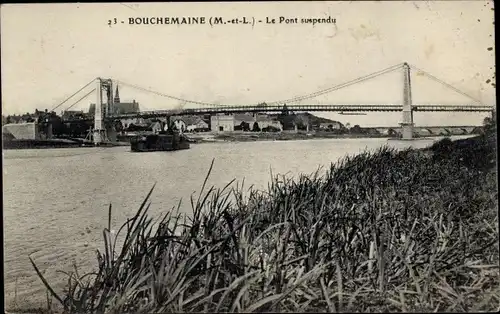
[{"left": 1, "top": 1, "right": 495, "bottom": 126}]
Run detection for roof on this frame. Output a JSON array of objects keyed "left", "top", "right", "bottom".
[
  {"left": 234, "top": 113, "right": 255, "bottom": 122},
  {"left": 172, "top": 115, "right": 206, "bottom": 126}
]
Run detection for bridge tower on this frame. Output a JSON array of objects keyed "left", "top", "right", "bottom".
[
  {"left": 400, "top": 62, "right": 414, "bottom": 140},
  {"left": 93, "top": 78, "right": 114, "bottom": 145}
]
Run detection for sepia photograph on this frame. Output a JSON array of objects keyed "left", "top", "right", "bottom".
[{"left": 1, "top": 1, "right": 498, "bottom": 313}]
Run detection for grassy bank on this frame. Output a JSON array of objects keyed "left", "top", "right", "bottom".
[{"left": 27, "top": 133, "right": 498, "bottom": 313}]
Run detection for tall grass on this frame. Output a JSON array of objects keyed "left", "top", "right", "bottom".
[{"left": 30, "top": 133, "right": 499, "bottom": 313}]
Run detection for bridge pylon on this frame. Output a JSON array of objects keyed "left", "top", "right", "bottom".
[
  {"left": 400, "top": 62, "right": 414, "bottom": 140},
  {"left": 93, "top": 77, "right": 114, "bottom": 145}
]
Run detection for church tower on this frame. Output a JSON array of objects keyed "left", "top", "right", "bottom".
[{"left": 114, "top": 85, "right": 121, "bottom": 104}]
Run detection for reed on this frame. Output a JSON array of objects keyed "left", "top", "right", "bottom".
[{"left": 30, "top": 133, "right": 499, "bottom": 313}]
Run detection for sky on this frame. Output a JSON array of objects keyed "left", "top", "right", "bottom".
[{"left": 1, "top": 1, "right": 496, "bottom": 127}]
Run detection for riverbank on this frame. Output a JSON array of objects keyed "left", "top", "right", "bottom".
[
  {"left": 2, "top": 138, "right": 130, "bottom": 150},
  {"left": 188, "top": 130, "right": 477, "bottom": 144},
  {"left": 17, "top": 132, "right": 498, "bottom": 313}
]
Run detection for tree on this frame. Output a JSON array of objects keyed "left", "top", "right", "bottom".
[
  {"left": 252, "top": 122, "right": 261, "bottom": 132},
  {"left": 350, "top": 125, "right": 363, "bottom": 134},
  {"left": 281, "top": 104, "right": 289, "bottom": 116},
  {"left": 263, "top": 125, "right": 280, "bottom": 132},
  {"left": 483, "top": 116, "right": 492, "bottom": 126},
  {"left": 483, "top": 113, "right": 496, "bottom": 132},
  {"left": 114, "top": 120, "right": 124, "bottom": 132},
  {"left": 240, "top": 121, "right": 250, "bottom": 131}
]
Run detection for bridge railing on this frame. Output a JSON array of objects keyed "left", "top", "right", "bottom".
[
  {"left": 62, "top": 103, "right": 494, "bottom": 122},
  {"left": 413, "top": 105, "right": 493, "bottom": 112}
]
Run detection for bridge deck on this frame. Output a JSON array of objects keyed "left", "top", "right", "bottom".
[
  {"left": 108, "top": 104, "right": 493, "bottom": 119},
  {"left": 62, "top": 104, "right": 493, "bottom": 122}
]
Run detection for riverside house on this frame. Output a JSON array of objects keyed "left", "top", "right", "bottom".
[
  {"left": 213, "top": 113, "right": 283, "bottom": 132},
  {"left": 170, "top": 115, "right": 210, "bottom": 132}
]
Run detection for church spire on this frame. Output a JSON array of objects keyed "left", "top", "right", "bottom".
[{"left": 114, "top": 84, "right": 120, "bottom": 103}]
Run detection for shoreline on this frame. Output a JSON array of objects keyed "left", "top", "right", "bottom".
[{"left": 2, "top": 132, "right": 477, "bottom": 150}]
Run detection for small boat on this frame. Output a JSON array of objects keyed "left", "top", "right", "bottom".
[{"left": 130, "top": 131, "right": 190, "bottom": 152}]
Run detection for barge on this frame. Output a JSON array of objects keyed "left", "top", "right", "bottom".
[{"left": 130, "top": 131, "right": 190, "bottom": 152}]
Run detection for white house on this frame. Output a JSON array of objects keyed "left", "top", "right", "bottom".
[
  {"left": 255, "top": 115, "right": 283, "bottom": 131},
  {"left": 234, "top": 113, "right": 283, "bottom": 131},
  {"left": 186, "top": 119, "right": 209, "bottom": 132},
  {"left": 211, "top": 114, "right": 235, "bottom": 132},
  {"left": 166, "top": 119, "right": 187, "bottom": 133},
  {"left": 121, "top": 117, "right": 147, "bottom": 129}
]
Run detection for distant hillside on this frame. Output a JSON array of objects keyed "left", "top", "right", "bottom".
[{"left": 300, "top": 112, "right": 343, "bottom": 126}]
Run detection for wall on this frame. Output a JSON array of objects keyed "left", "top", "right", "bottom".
[
  {"left": 2, "top": 123, "right": 39, "bottom": 140},
  {"left": 211, "top": 114, "right": 234, "bottom": 132},
  {"left": 114, "top": 101, "right": 140, "bottom": 114}
]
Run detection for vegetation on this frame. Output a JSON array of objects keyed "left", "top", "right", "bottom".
[{"left": 29, "top": 132, "right": 498, "bottom": 313}]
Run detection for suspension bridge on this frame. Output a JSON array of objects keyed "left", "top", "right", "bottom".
[{"left": 51, "top": 62, "right": 494, "bottom": 144}]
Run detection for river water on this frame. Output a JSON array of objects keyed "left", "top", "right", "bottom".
[{"left": 2, "top": 136, "right": 471, "bottom": 309}]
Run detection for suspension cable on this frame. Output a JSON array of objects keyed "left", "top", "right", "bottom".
[
  {"left": 114, "top": 64, "right": 403, "bottom": 108},
  {"left": 264, "top": 63, "right": 404, "bottom": 105},
  {"left": 50, "top": 79, "right": 96, "bottom": 112},
  {"left": 114, "top": 80, "right": 220, "bottom": 107},
  {"left": 113, "top": 63, "right": 485, "bottom": 109},
  {"left": 409, "top": 65, "right": 485, "bottom": 105},
  {"left": 63, "top": 88, "right": 97, "bottom": 112}
]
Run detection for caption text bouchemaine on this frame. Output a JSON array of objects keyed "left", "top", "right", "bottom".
[{"left": 118, "top": 16, "right": 336, "bottom": 27}]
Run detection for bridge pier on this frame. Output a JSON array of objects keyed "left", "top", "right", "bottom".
[{"left": 399, "top": 62, "right": 414, "bottom": 140}]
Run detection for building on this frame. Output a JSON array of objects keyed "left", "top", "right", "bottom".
[
  {"left": 234, "top": 113, "right": 282, "bottom": 131},
  {"left": 255, "top": 114, "right": 283, "bottom": 131},
  {"left": 113, "top": 101, "right": 140, "bottom": 115},
  {"left": 234, "top": 113, "right": 255, "bottom": 126},
  {"left": 121, "top": 117, "right": 147, "bottom": 129},
  {"left": 112, "top": 85, "right": 140, "bottom": 114},
  {"left": 211, "top": 114, "right": 235, "bottom": 132},
  {"left": 62, "top": 110, "right": 85, "bottom": 120},
  {"left": 170, "top": 115, "right": 209, "bottom": 132},
  {"left": 211, "top": 113, "right": 283, "bottom": 132},
  {"left": 88, "top": 85, "right": 140, "bottom": 116},
  {"left": 183, "top": 116, "right": 209, "bottom": 132}
]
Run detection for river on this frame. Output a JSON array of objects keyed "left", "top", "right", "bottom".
[{"left": 2, "top": 136, "right": 472, "bottom": 309}]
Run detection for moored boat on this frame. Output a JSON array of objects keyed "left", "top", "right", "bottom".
[{"left": 130, "top": 131, "right": 190, "bottom": 152}]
